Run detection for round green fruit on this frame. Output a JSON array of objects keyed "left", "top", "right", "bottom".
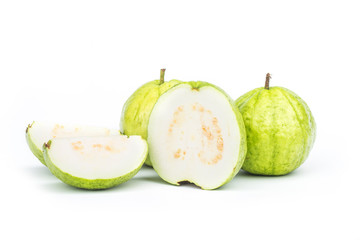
[
  {"left": 235, "top": 74, "right": 316, "bottom": 175},
  {"left": 120, "top": 69, "right": 181, "bottom": 166}
]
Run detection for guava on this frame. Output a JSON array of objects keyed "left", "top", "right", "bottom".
[
  {"left": 120, "top": 69, "right": 181, "bottom": 166},
  {"left": 235, "top": 73, "right": 316, "bottom": 175},
  {"left": 26, "top": 121, "right": 120, "bottom": 166},
  {"left": 43, "top": 135, "right": 148, "bottom": 189},
  {"left": 147, "top": 81, "right": 247, "bottom": 190}
]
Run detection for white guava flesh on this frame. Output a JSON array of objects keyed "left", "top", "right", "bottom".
[
  {"left": 147, "top": 83, "right": 246, "bottom": 190},
  {"left": 43, "top": 135, "right": 148, "bottom": 189},
  {"left": 26, "top": 121, "right": 120, "bottom": 165}
]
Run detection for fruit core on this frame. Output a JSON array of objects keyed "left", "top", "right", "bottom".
[{"left": 167, "top": 102, "right": 224, "bottom": 165}]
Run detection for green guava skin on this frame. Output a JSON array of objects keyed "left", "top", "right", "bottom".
[
  {"left": 235, "top": 86, "right": 316, "bottom": 176},
  {"left": 149, "top": 81, "right": 247, "bottom": 190},
  {"left": 120, "top": 79, "right": 181, "bottom": 166},
  {"left": 43, "top": 140, "right": 148, "bottom": 190},
  {"left": 25, "top": 122, "right": 47, "bottom": 166}
]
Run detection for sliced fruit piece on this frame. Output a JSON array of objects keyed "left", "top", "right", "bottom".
[
  {"left": 147, "top": 82, "right": 247, "bottom": 190},
  {"left": 120, "top": 69, "right": 181, "bottom": 166},
  {"left": 43, "top": 135, "right": 148, "bottom": 189},
  {"left": 26, "top": 121, "right": 120, "bottom": 166}
]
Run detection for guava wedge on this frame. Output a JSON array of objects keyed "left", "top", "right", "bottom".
[
  {"left": 26, "top": 121, "right": 120, "bottom": 166},
  {"left": 120, "top": 69, "right": 181, "bottom": 166},
  {"left": 147, "top": 82, "right": 247, "bottom": 190},
  {"left": 43, "top": 135, "right": 148, "bottom": 189},
  {"left": 235, "top": 73, "right": 316, "bottom": 175}
]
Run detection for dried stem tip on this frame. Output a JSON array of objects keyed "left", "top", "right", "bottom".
[
  {"left": 265, "top": 73, "right": 271, "bottom": 90},
  {"left": 160, "top": 69, "right": 166, "bottom": 84}
]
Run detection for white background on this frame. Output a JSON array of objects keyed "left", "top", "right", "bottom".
[{"left": 1, "top": 0, "right": 359, "bottom": 239}]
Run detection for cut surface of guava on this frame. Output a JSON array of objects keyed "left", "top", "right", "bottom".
[
  {"left": 43, "top": 135, "right": 148, "bottom": 189},
  {"left": 147, "top": 82, "right": 247, "bottom": 190},
  {"left": 26, "top": 121, "right": 120, "bottom": 165}
]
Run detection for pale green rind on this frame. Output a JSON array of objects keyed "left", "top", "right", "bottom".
[
  {"left": 43, "top": 140, "right": 148, "bottom": 190},
  {"left": 120, "top": 79, "right": 181, "bottom": 166},
  {"left": 235, "top": 88, "right": 261, "bottom": 110},
  {"left": 281, "top": 87, "right": 317, "bottom": 154},
  {"left": 25, "top": 122, "right": 46, "bottom": 166},
  {"left": 151, "top": 81, "right": 247, "bottom": 190},
  {"left": 235, "top": 87, "right": 316, "bottom": 175}
]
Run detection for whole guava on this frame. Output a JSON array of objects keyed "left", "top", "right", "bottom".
[
  {"left": 120, "top": 69, "right": 181, "bottom": 166},
  {"left": 235, "top": 73, "right": 316, "bottom": 175}
]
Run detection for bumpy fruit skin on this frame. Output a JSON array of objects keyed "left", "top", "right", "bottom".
[
  {"left": 235, "top": 87, "right": 316, "bottom": 175},
  {"left": 120, "top": 79, "right": 181, "bottom": 166},
  {"left": 26, "top": 122, "right": 46, "bottom": 166},
  {"left": 43, "top": 140, "right": 148, "bottom": 190}
]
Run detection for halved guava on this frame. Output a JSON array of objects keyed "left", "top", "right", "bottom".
[
  {"left": 147, "top": 82, "right": 247, "bottom": 190},
  {"left": 26, "top": 121, "right": 120, "bottom": 166},
  {"left": 43, "top": 135, "right": 148, "bottom": 189}
]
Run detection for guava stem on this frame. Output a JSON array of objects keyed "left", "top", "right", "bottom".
[
  {"left": 160, "top": 69, "right": 166, "bottom": 84},
  {"left": 265, "top": 73, "right": 271, "bottom": 90}
]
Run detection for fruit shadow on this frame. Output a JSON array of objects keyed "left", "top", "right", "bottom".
[
  {"left": 221, "top": 169, "right": 304, "bottom": 191},
  {"left": 26, "top": 165, "right": 56, "bottom": 179},
  {"left": 41, "top": 177, "right": 146, "bottom": 193},
  {"left": 136, "top": 166, "right": 204, "bottom": 189},
  {"left": 137, "top": 167, "right": 208, "bottom": 190},
  {"left": 25, "top": 166, "right": 92, "bottom": 193},
  {"left": 131, "top": 166, "right": 169, "bottom": 186},
  {"left": 237, "top": 169, "right": 304, "bottom": 178}
]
